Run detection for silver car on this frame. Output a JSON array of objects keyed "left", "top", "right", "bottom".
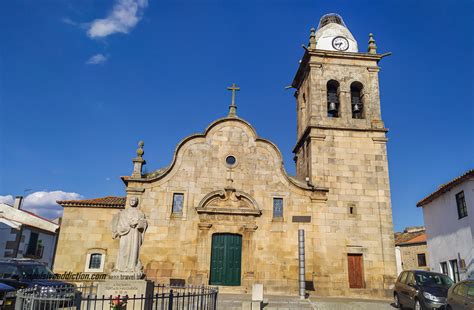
[{"left": 447, "top": 280, "right": 474, "bottom": 310}]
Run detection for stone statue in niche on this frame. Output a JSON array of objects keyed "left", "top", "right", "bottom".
[{"left": 111, "top": 196, "right": 148, "bottom": 279}]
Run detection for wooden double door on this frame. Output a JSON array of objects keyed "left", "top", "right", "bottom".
[{"left": 209, "top": 233, "right": 242, "bottom": 286}]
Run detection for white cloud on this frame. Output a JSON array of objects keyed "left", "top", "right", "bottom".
[
  {"left": 61, "top": 17, "right": 78, "bottom": 26},
  {"left": 1, "top": 191, "right": 83, "bottom": 220},
  {"left": 87, "top": 0, "right": 148, "bottom": 38},
  {"left": 0, "top": 195, "right": 14, "bottom": 205},
  {"left": 86, "top": 53, "right": 108, "bottom": 65}
]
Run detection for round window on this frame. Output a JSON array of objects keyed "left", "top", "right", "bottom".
[{"left": 226, "top": 155, "right": 237, "bottom": 167}]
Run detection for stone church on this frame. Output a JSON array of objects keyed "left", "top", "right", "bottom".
[{"left": 54, "top": 14, "right": 397, "bottom": 298}]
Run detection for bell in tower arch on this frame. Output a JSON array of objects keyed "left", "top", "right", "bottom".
[
  {"left": 328, "top": 101, "right": 337, "bottom": 113},
  {"left": 350, "top": 81, "right": 364, "bottom": 119},
  {"left": 327, "top": 80, "right": 340, "bottom": 117}
]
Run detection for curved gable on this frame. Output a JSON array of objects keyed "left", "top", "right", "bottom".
[{"left": 123, "top": 117, "right": 318, "bottom": 192}]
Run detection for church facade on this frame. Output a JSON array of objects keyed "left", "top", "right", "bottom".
[{"left": 54, "top": 14, "right": 397, "bottom": 299}]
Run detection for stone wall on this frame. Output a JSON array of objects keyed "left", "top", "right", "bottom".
[
  {"left": 54, "top": 207, "right": 120, "bottom": 274},
  {"left": 399, "top": 244, "right": 429, "bottom": 271}
]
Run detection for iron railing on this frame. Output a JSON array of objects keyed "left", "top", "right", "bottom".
[{"left": 14, "top": 283, "right": 218, "bottom": 310}]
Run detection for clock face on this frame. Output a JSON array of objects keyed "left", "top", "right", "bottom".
[{"left": 332, "top": 36, "right": 349, "bottom": 51}]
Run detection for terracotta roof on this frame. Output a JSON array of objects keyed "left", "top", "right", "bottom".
[
  {"left": 417, "top": 169, "right": 474, "bottom": 207},
  {"left": 57, "top": 196, "right": 126, "bottom": 209},
  {"left": 394, "top": 229, "right": 427, "bottom": 246},
  {"left": 407, "top": 234, "right": 427, "bottom": 244}
]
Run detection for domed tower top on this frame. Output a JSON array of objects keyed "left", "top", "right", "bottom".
[{"left": 314, "top": 13, "right": 358, "bottom": 53}]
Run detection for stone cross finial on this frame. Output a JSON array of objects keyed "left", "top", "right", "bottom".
[
  {"left": 309, "top": 28, "right": 316, "bottom": 49},
  {"left": 227, "top": 83, "right": 240, "bottom": 117},
  {"left": 368, "top": 33, "right": 377, "bottom": 54},
  {"left": 132, "top": 140, "right": 146, "bottom": 178}
]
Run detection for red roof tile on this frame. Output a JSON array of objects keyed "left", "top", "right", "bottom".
[
  {"left": 417, "top": 169, "right": 474, "bottom": 207},
  {"left": 394, "top": 229, "right": 427, "bottom": 246},
  {"left": 407, "top": 234, "right": 427, "bottom": 244},
  {"left": 57, "top": 196, "right": 126, "bottom": 209}
]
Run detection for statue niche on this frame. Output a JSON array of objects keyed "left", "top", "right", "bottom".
[{"left": 196, "top": 188, "right": 261, "bottom": 216}]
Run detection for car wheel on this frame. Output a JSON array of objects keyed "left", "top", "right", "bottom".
[
  {"left": 393, "top": 293, "right": 402, "bottom": 308},
  {"left": 414, "top": 299, "right": 422, "bottom": 310},
  {"left": 446, "top": 306, "right": 452, "bottom": 310}
]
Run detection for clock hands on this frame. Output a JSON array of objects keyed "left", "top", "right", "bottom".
[{"left": 332, "top": 37, "right": 348, "bottom": 51}]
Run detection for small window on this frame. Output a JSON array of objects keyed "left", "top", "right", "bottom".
[
  {"left": 88, "top": 253, "right": 102, "bottom": 269},
  {"left": 26, "top": 232, "right": 39, "bottom": 257},
  {"left": 417, "top": 253, "right": 427, "bottom": 267},
  {"left": 85, "top": 251, "right": 105, "bottom": 272},
  {"left": 225, "top": 155, "right": 236, "bottom": 167},
  {"left": 273, "top": 198, "right": 283, "bottom": 218},
  {"left": 406, "top": 272, "right": 415, "bottom": 285},
  {"left": 327, "top": 80, "right": 340, "bottom": 118},
  {"left": 350, "top": 82, "right": 364, "bottom": 119},
  {"left": 456, "top": 191, "right": 468, "bottom": 219},
  {"left": 348, "top": 203, "right": 356, "bottom": 216},
  {"left": 440, "top": 262, "right": 448, "bottom": 275},
  {"left": 172, "top": 193, "right": 184, "bottom": 214},
  {"left": 450, "top": 259, "right": 460, "bottom": 282}
]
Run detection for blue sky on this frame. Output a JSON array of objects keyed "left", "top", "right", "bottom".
[{"left": 0, "top": 0, "right": 473, "bottom": 230}]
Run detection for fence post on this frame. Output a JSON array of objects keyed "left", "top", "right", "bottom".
[
  {"left": 168, "top": 289, "right": 173, "bottom": 310},
  {"left": 200, "top": 285, "right": 204, "bottom": 309},
  {"left": 213, "top": 289, "right": 218, "bottom": 310}
]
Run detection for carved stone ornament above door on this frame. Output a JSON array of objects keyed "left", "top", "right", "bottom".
[{"left": 196, "top": 188, "right": 262, "bottom": 216}]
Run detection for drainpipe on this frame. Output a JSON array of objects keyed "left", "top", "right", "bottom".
[{"left": 298, "top": 229, "right": 305, "bottom": 299}]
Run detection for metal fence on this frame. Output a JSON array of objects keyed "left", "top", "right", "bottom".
[{"left": 15, "top": 284, "right": 218, "bottom": 310}]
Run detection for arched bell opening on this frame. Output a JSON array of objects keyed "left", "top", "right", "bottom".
[
  {"left": 327, "top": 80, "right": 340, "bottom": 118},
  {"left": 350, "top": 81, "right": 365, "bottom": 119}
]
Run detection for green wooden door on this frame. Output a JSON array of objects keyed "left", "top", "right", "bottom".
[{"left": 210, "top": 234, "right": 242, "bottom": 286}]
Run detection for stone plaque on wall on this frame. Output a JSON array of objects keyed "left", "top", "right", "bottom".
[{"left": 292, "top": 216, "right": 311, "bottom": 223}]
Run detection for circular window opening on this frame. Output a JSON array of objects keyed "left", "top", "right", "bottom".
[{"left": 226, "top": 155, "right": 237, "bottom": 167}]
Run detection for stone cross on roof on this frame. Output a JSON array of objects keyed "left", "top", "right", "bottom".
[{"left": 227, "top": 83, "right": 240, "bottom": 117}]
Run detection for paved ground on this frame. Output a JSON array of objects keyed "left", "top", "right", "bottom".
[
  {"left": 309, "top": 297, "right": 395, "bottom": 310},
  {"left": 218, "top": 294, "right": 313, "bottom": 309},
  {"left": 218, "top": 293, "right": 395, "bottom": 309}
]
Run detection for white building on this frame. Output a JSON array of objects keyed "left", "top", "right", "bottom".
[
  {"left": 0, "top": 196, "right": 60, "bottom": 268},
  {"left": 417, "top": 169, "right": 474, "bottom": 282}
]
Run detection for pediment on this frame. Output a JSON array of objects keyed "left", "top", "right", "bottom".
[{"left": 196, "top": 188, "right": 261, "bottom": 216}]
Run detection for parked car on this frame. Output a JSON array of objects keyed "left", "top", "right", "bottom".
[
  {"left": 0, "top": 259, "right": 76, "bottom": 309},
  {"left": 0, "top": 282, "right": 16, "bottom": 310},
  {"left": 447, "top": 279, "right": 474, "bottom": 310},
  {"left": 0, "top": 258, "right": 74, "bottom": 291},
  {"left": 0, "top": 259, "right": 71, "bottom": 288},
  {"left": 394, "top": 270, "right": 454, "bottom": 310}
]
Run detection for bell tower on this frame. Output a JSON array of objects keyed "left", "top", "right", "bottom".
[
  {"left": 293, "top": 13, "right": 388, "bottom": 183},
  {"left": 292, "top": 13, "right": 397, "bottom": 295}
]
